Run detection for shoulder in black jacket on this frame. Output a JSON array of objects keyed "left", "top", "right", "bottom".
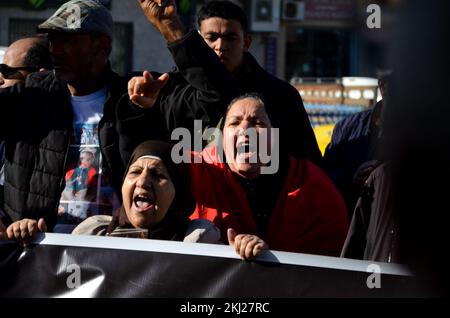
[
  {"left": 116, "top": 30, "right": 321, "bottom": 166},
  {"left": 323, "top": 101, "right": 383, "bottom": 215},
  {"left": 341, "top": 163, "right": 398, "bottom": 263},
  {"left": 237, "top": 53, "right": 322, "bottom": 165},
  {"left": 116, "top": 30, "right": 239, "bottom": 165}
]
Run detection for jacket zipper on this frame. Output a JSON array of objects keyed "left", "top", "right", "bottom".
[{"left": 55, "top": 96, "right": 73, "bottom": 216}]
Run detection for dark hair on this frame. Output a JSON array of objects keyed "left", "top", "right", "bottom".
[
  {"left": 22, "top": 36, "right": 53, "bottom": 70},
  {"left": 197, "top": 1, "right": 248, "bottom": 33}
]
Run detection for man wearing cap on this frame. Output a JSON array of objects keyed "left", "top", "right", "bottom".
[{"left": 0, "top": 0, "right": 144, "bottom": 232}]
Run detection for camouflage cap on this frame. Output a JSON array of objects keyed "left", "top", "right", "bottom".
[{"left": 37, "top": 0, "right": 113, "bottom": 38}]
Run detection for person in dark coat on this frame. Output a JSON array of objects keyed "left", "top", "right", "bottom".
[
  {"left": 197, "top": 1, "right": 321, "bottom": 164},
  {"left": 323, "top": 73, "right": 390, "bottom": 218},
  {"left": 0, "top": 0, "right": 130, "bottom": 231},
  {"left": 342, "top": 0, "right": 450, "bottom": 296},
  {"left": 340, "top": 163, "right": 398, "bottom": 263},
  {"left": 380, "top": 0, "right": 450, "bottom": 295},
  {"left": 115, "top": 0, "right": 241, "bottom": 166},
  {"left": 130, "top": 0, "right": 322, "bottom": 165},
  {"left": 0, "top": 36, "right": 53, "bottom": 228}
]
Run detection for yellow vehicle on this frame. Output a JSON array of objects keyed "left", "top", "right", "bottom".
[
  {"left": 298, "top": 76, "right": 379, "bottom": 156},
  {"left": 313, "top": 124, "right": 335, "bottom": 155}
]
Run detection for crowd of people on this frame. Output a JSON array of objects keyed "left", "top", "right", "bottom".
[{"left": 0, "top": 0, "right": 447, "bottom": 293}]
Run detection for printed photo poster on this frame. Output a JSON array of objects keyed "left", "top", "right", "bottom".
[
  {"left": 61, "top": 145, "right": 100, "bottom": 202},
  {"left": 73, "top": 123, "right": 99, "bottom": 146},
  {"left": 56, "top": 123, "right": 120, "bottom": 233}
]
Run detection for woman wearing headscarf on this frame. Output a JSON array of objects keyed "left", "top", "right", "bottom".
[
  {"left": 2, "top": 140, "right": 267, "bottom": 260},
  {"left": 71, "top": 140, "right": 215, "bottom": 241}
]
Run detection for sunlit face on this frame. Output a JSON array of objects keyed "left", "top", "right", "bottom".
[
  {"left": 121, "top": 157, "right": 175, "bottom": 229},
  {"left": 199, "top": 17, "right": 251, "bottom": 74},
  {"left": 48, "top": 32, "right": 99, "bottom": 84},
  {"left": 223, "top": 98, "right": 273, "bottom": 180}
]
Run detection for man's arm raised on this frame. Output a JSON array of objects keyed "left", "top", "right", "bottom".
[{"left": 137, "top": 0, "right": 185, "bottom": 42}]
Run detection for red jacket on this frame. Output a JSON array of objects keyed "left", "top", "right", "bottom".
[{"left": 190, "top": 147, "right": 348, "bottom": 256}]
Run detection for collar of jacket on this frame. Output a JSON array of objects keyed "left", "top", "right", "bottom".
[
  {"left": 25, "top": 69, "right": 67, "bottom": 93},
  {"left": 102, "top": 62, "right": 127, "bottom": 97},
  {"left": 24, "top": 62, "right": 123, "bottom": 95},
  {"left": 235, "top": 52, "right": 264, "bottom": 81},
  {"left": 366, "top": 99, "right": 384, "bottom": 136}
]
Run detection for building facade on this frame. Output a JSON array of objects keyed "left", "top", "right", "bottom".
[
  {"left": 0, "top": 0, "right": 389, "bottom": 79},
  {"left": 242, "top": 0, "right": 390, "bottom": 80},
  {"left": 0, "top": 0, "right": 176, "bottom": 75}
]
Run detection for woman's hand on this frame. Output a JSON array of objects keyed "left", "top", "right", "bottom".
[
  {"left": 5, "top": 218, "right": 47, "bottom": 246},
  {"left": 227, "top": 228, "right": 268, "bottom": 260},
  {"left": 128, "top": 71, "right": 169, "bottom": 108}
]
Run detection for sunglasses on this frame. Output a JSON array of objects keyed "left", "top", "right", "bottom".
[{"left": 0, "top": 64, "right": 40, "bottom": 79}]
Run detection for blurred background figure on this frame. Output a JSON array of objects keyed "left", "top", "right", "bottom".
[
  {"left": 341, "top": 0, "right": 450, "bottom": 296},
  {"left": 323, "top": 71, "right": 391, "bottom": 219},
  {"left": 0, "top": 36, "right": 52, "bottom": 88},
  {"left": 385, "top": 0, "right": 450, "bottom": 296}
]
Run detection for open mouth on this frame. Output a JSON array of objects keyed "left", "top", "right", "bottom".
[
  {"left": 133, "top": 193, "right": 155, "bottom": 213},
  {"left": 236, "top": 140, "right": 257, "bottom": 163}
]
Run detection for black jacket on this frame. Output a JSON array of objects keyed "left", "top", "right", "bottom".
[
  {"left": 236, "top": 53, "right": 322, "bottom": 165},
  {"left": 0, "top": 68, "right": 128, "bottom": 229},
  {"left": 117, "top": 30, "right": 321, "bottom": 166},
  {"left": 340, "top": 163, "right": 398, "bottom": 263},
  {"left": 323, "top": 100, "right": 384, "bottom": 215},
  {"left": 116, "top": 30, "right": 238, "bottom": 165}
]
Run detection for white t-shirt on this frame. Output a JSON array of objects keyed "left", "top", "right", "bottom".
[{"left": 54, "top": 87, "right": 121, "bottom": 233}]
